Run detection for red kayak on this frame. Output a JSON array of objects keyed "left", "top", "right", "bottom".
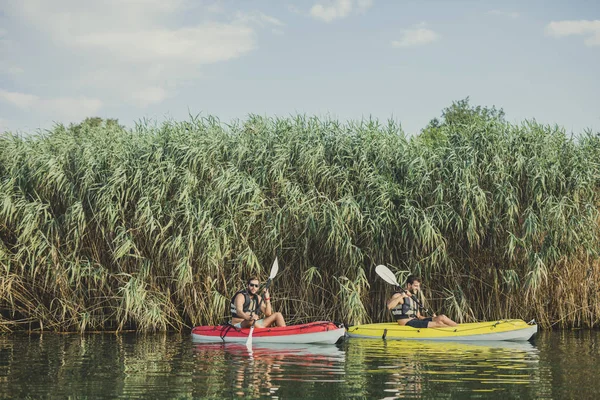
[{"left": 191, "top": 321, "right": 345, "bottom": 344}]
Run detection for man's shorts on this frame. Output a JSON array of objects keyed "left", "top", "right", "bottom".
[{"left": 406, "top": 317, "right": 432, "bottom": 329}]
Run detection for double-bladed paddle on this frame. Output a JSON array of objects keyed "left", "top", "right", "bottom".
[{"left": 246, "top": 257, "right": 279, "bottom": 349}]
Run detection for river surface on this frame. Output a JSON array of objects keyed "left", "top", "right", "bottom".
[{"left": 0, "top": 330, "right": 598, "bottom": 399}]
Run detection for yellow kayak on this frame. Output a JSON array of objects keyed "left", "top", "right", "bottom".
[{"left": 347, "top": 319, "right": 537, "bottom": 341}]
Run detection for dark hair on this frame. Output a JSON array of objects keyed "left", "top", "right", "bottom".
[
  {"left": 247, "top": 277, "right": 260, "bottom": 285},
  {"left": 406, "top": 275, "right": 421, "bottom": 285}
]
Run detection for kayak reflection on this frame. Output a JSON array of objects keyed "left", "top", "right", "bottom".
[
  {"left": 380, "top": 339, "right": 538, "bottom": 353},
  {"left": 192, "top": 342, "right": 346, "bottom": 398},
  {"left": 344, "top": 338, "right": 540, "bottom": 398},
  {"left": 193, "top": 341, "right": 345, "bottom": 359}
]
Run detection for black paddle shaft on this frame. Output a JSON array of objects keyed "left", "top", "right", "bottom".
[{"left": 395, "top": 286, "right": 430, "bottom": 313}]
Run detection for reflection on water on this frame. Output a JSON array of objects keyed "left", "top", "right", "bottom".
[
  {"left": 1, "top": 331, "right": 599, "bottom": 398},
  {"left": 344, "top": 339, "right": 545, "bottom": 399},
  {"left": 191, "top": 342, "right": 346, "bottom": 398}
]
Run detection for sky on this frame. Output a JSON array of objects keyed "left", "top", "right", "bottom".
[{"left": 0, "top": 0, "right": 599, "bottom": 136}]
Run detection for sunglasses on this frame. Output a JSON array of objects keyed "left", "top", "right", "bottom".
[{"left": 248, "top": 283, "right": 259, "bottom": 288}]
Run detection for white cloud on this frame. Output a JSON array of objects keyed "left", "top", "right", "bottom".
[
  {"left": 0, "top": 89, "right": 102, "bottom": 120},
  {"left": 546, "top": 20, "right": 600, "bottom": 46},
  {"left": 392, "top": 27, "right": 439, "bottom": 48},
  {"left": 235, "top": 11, "right": 285, "bottom": 28},
  {"left": 488, "top": 10, "right": 520, "bottom": 19},
  {"left": 311, "top": 0, "right": 352, "bottom": 22},
  {"left": 74, "top": 24, "right": 256, "bottom": 64},
  {"left": 2, "top": 0, "right": 281, "bottom": 109},
  {"left": 310, "top": 0, "right": 372, "bottom": 23},
  {"left": 131, "top": 87, "right": 168, "bottom": 107},
  {"left": 11, "top": 1, "right": 259, "bottom": 63},
  {"left": 43, "top": 97, "right": 103, "bottom": 120},
  {"left": 0, "top": 89, "right": 38, "bottom": 108}
]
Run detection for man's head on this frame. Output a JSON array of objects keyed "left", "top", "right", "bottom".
[
  {"left": 405, "top": 275, "right": 421, "bottom": 294},
  {"left": 247, "top": 277, "right": 260, "bottom": 295}
]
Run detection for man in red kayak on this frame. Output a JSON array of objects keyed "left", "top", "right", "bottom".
[
  {"left": 386, "top": 275, "right": 457, "bottom": 328},
  {"left": 230, "top": 277, "right": 286, "bottom": 329}
]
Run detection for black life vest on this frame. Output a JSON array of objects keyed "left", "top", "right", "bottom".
[
  {"left": 230, "top": 289, "right": 263, "bottom": 319},
  {"left": 390, "top": 296, "right": 419, "bottom": 320}
]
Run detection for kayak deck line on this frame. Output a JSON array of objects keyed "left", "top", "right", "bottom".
[
  {"left": 350, "top": 320, "right": 524, "bottom": 332},
  {"left": 200, "top": 321, "right": 338, "bottom": 335}
]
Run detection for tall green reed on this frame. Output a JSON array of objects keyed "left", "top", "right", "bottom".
[{"left": 0, "top": 106, "right": 598, "bottom": 332}]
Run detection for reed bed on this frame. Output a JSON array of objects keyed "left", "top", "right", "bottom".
[{"left": 0, "top": 103, "right": 599, "bottom": 332}]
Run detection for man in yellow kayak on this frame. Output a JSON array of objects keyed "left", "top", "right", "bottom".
[
  {"left": 230, "top": 277, "right": 286, "bottom": 329},
  {"left": 386, "top": 275, "right": 457, "bottom": 328}
]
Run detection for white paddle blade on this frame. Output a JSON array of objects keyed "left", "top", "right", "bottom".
[
  {"left": 269, "top": 257, "right": 279, "bottom": 280},
  {"left": 375, "top": 265, "right": 400, "bottom": 286}
]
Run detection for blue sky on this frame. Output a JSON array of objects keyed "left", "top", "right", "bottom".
[{"left": 0, "top": 0, "right": 599, "bottom": 135}]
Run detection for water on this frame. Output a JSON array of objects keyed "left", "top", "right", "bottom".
[{"left": 1, "top": 330, "right": 599, "bottom": 399}]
